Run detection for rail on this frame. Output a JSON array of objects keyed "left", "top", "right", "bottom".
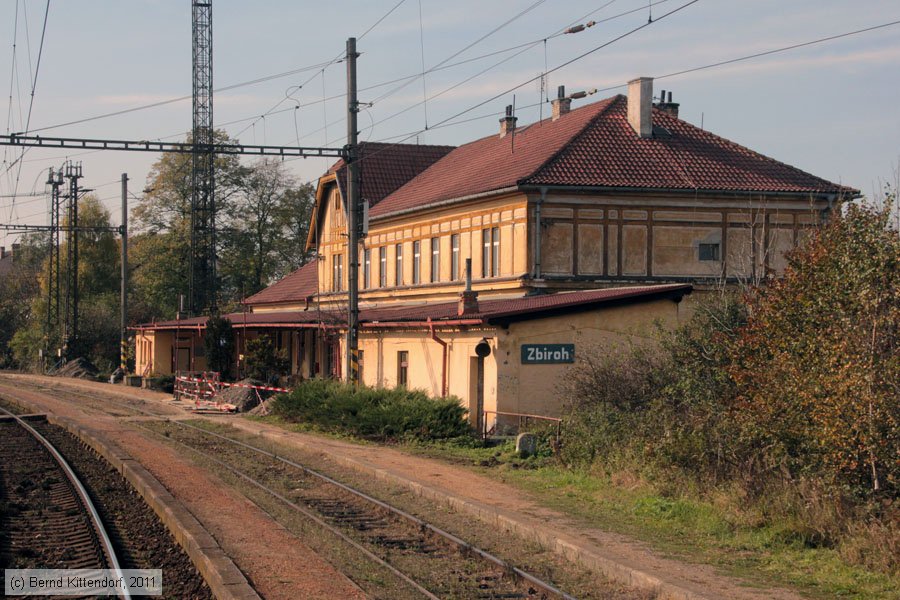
[
  {"left": 19, "top": 384, "right": 575, "bottom": 599},
  {"left": 0, "top": 407, "right": 131, "bottom": 599},
  {"left": 141, "top": 417, "right": 577, "bottom": 600}
]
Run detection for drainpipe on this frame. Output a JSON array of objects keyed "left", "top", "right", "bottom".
[
  {"left": 534, "top": 187, "right": 547, "bottom": 279},
  {"left": 427, "top": 317, "right": 449, "bottom": 397}
]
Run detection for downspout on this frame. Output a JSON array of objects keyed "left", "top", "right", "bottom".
[
  {"left": 428, "top": 317, "right": 449, "bottom": 397},
  {"left": 534, "top": 187, "right": 547, "bottom": 279}
]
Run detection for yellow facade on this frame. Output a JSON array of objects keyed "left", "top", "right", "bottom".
[
  {"left": 314, "top": 175, "right": 531, "bottom": 308},
  {"left": 135, "top": 330, "right": 208, "bottom": 376}
]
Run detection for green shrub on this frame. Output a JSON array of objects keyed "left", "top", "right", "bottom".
[
  {"left": 243, "top": 335, "right": 288, "bottom": 383},
  {"left": 270, "top": 380, "right": 472, "bottom": 442}
]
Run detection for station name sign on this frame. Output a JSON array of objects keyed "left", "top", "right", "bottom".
[{"left": 521, "top": 344, "right": 575, "bottom": 364}]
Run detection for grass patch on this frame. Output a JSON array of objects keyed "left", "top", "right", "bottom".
[
  {"left": 492, "top": 466, "right": 899, "bottom": 600},
  {"left": 242, "top": 412, "right": 898, "bottom": 598}
]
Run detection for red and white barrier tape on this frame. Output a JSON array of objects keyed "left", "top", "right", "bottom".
[
  {"left": 176, "top": 375, "right": 289, "bottom": 394},
  {"left": 219, "top": 381, "right": 291, "bottom": 393}
]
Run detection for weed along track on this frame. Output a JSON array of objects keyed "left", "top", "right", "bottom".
[{"left": 141, "top": 418, "right": 576, "bottom": 599}]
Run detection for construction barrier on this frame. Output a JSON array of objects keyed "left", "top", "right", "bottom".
[{"left": 173, "top": 372, "right": 291, "bottom": 413}]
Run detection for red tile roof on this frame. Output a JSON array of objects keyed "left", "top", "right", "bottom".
[
  {"left": 370, "top": 97, "right": 618, "bottom": 218},
  {"left": 243, "top": 261, "right": 318, "bottom": 306},
  {"left": 371, "top": 95, "right": 853, "bottom": 220},
  {"left": 360, "top": 284, "right": 691, "bottom": 324},
  {"left": 330, "top": 141, "right": 455, "bottom": 208},
  {"left": 139, "top": 285, "right": 691, "bottom": 330},
  {"left": 526, "top": 97, "right": 852, "bottom": 192}
]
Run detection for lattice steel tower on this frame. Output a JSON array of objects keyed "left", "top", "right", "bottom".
[{"left": 190, "top": 0, "right": 216, "bottom": 315}]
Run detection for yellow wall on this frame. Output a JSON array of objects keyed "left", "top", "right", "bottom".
[
  {"left": 357, "top": 328, "right": 498, "bottom": 421},
  {"left": 135, "top": 330, "right": 207, "bottom": 376},
  {"left": 351, "top": 297, "right": 683, "bottom": 423},
  {"left": 494, "top": 298, "right": 684, "bottom": 418}
]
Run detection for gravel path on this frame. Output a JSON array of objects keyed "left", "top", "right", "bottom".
[{"left": 0, "top": 373, "right": 803, "bottom": 600}]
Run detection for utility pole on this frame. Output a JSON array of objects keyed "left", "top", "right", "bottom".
[
  {"left": 120, "top": 173, "right": 128, "bottom": 375},
  {"left": 191, "top": 0, "right": 216, "bottom": 316},
  {"left": 45, "top": 167, "right": 64, "bottom": 353},
  {"left": 345, "top": 37, "right": 361, "bottom": 385},
  {"left": 64, "top": 162, "right": 83, "bottom": 359}
]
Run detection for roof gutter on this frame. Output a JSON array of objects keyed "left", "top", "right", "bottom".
[
  {"left": 370, "top": 186, "right": 519, "bottom": 222},
  {"left": 361, "top": 319, "right": 483, "bottom": 328}
]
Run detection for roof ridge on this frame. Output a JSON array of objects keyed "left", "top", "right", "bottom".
[{"left": 522, "top": 95, "right": 623, "bottom": 186}]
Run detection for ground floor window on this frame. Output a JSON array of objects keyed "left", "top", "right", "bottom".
[{"left": 397, "top": 350, "right": 408, "bottom": 387}]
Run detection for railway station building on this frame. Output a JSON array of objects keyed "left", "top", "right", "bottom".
[{"left": 135, "top": 77, "right": 854, "bottom": 423}]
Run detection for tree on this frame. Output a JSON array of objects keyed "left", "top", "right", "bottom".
[
  {"left": 204, "top": 314, "right": 235, "bottom": 377},
  {"left": 219, "top": 159, "right": 315, "bottom": 300},
  {"left": 730, "top": 197, "right": 900, "bottom": 496},
  {"left": 130, "top": 130, "right": 244, "bottom": 318},
  {"left": 0, "top": 234, "right": 47, "bottom": 367},
  {"left": 131, "top": 137, "right": 315, "bottom": 316},
  {"left": 10, "top": 195, "right": 121, "bottom": 370},
  {"left": 271, "top": 182, "right": 316, "bottom": 278},
  {"left": 243, "top": 335, "right": 289, "bottom": 383}
]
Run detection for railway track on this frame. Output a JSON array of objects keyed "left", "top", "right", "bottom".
[
  {"left": 0, "top": 407, "right": 130, "bottom": 599},
  {"left": 2, "top": 380, "right": 603, "bottom": 599}
]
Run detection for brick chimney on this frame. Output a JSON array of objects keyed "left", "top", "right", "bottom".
[
  {"left": 499, "top": 105, "right": 517, "bottom": 138},
  {"left": 551, "top": 85, "right": 571, "bottom": 121},
  {"left": 655, "top": 89, "right": 680, "bottom": 118},
  {"left": 627, "top": 77, "right": 653, "bottom": 138},
  {"left": 458, "top": 258, "right": 479, "bottom": 316}
]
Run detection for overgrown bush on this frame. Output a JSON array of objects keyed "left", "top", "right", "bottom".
[
  {"left": 731, "top": 201, "right": 899, "bottom": 497},
  {"left": 559, "top": 199, "right": 900, "bottom": 574},
  {"left": 270, "top": 379, "right": 472, "bottom": 442}
]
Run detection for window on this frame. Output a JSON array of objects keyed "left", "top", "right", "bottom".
[
  {"left": 363, "top": 248, "right": 371, "bottom": 289},
  {"left": 699, "top": 243, "right": 721, "bottom": 261},
  {"left": 397, "top": 351, "right": 409, "bottom": 387},
  {"left": 331, "top": 254, "right": 343, "bottom": 291},
  {"left": 451, "top": 234, "right": 460, "bottom": 280},
  {"left": 395, "top": 243, "right": 404, "bottom": 286},
  {"left": 482, "top": 229, "right": 490, "bottom": 277},
  {"left": 379, "top": 247, "right": 387, "bottom": 287},
  {"left": 491, "top": 226, "right": 500, "bottom": 277},
  {"left": 413, "top": 240, "right": 421, "bottom": 284},
  {"left": 481, "top": 227, "right": 500, "bottom": 277},
  {"left": 431, "top": 237, "right": 440, "bottom": 283}
]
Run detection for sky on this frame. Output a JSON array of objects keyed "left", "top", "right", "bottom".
[{"left": 1, "top": 0, "right": 899, "bottom": 247}]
